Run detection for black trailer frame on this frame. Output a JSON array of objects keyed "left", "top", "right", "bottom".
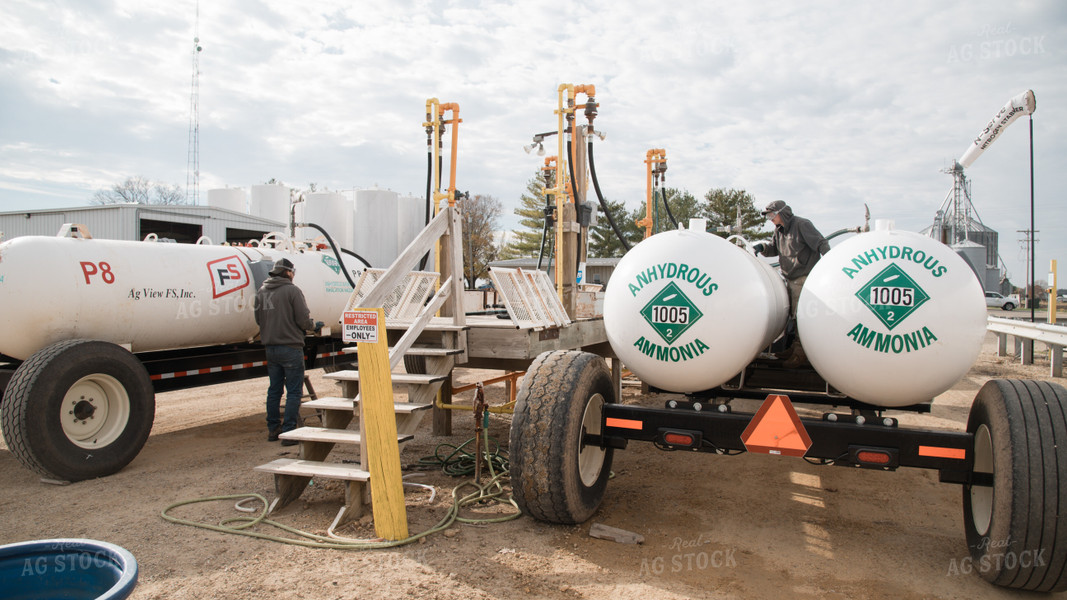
[{"left": 593, "top": 358, "right": 980, "bottom": 487}]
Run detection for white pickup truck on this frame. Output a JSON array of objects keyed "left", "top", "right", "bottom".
[{"left": 984, "top": 291, "right": 1020, "bottom": 310}]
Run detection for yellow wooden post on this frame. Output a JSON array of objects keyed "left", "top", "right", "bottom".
[
  {"left": 1049, "top": 260, "right": 1058, "bottom": 323},
  {"left": 355, "top": 307, "right": 408, "bottom": 540}
]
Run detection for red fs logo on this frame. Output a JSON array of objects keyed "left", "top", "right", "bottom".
[{"left": 207, "top": 255, "right": 250, "bottom": 298}]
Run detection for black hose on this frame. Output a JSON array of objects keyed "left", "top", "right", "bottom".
[
  {"left": 341, "top": 248, "right": 372, "bottom": 269},
  {"left": 660, "top": 186, "right": 678, "bottom": 229},
  {"left": 587, "top": 141, "right": 632, "bottom": 252},
  {"left": 419, "top": 149, "right": 432, "bottom": 271},
  {"left": 301, "top": 222, "right": 364, "bottom": 288},
  {"left": 536, "top": 169, "right": 554, "bottom": 270},
  {"left": 545, "top": 230, "right": 555, "bottom": 274},
  {"left": 536, "top": 203, "right": 550, "bottom": 270},
  {"left": 565, "top": 138, "right": 584, "bottom": 276}
]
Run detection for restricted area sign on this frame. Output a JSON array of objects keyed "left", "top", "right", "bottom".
[
  {"left": 342, "top": 309, "right": 379, "bottom": 344},
  {"left": 740, "top": 394, "right": 812, "bottom": 457}
]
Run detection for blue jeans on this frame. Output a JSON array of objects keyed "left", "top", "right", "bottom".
[{"left": 265, "top": 345, "right": 305, "bottom": 433}]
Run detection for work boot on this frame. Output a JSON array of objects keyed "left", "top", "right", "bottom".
[
  {"left": 268, "top": 426, "right": 281, "bottom": 442},
  {"left": 783, "top": 344, "right": 808, "bottom": 369}
]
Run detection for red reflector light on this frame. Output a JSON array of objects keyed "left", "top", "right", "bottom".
[
  {"left": 856, "top": 450, "right": 892, "bottom": 465},
  {"left": 664, "top": 432, "right": 695, "bottom": 446}
]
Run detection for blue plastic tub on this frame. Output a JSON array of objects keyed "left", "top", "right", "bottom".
[{"left": 0, "top": 538, "right": 137, "bottom": 600}]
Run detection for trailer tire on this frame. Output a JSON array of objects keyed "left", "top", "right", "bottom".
[
  {"left": 0, "top": 340, "right": 155, "bottom": 482},
  {"left": 403, "top": 354, "right": 426, "bottom": 375},
  {"left": 963, "top": 379, "right": 1067, "bottom": 592},
  {"left": 510, "top": 350, "right": 614, "bottom": 524}
]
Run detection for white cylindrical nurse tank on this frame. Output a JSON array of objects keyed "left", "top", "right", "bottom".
[
  {"left": 249, "top": 184, "right": 290, "bottom": 225},
  {"left": 604, "top": 229, "right": 788, "bottom": 393},
  {"left": 206, "top": 187, "right": 247, "bottom": 213},
  {"left": 798, "top": 226, "right": 986, "bottom": 407},
  {"left": 353, "top": 187, "right": 399, "bottom": 269},
  {"left": 0, "top": 236, "right": 354, "bottom": 361}
]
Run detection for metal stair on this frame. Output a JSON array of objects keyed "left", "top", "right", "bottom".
[{"left": 253, "top": 206, "right": 467, "bottom": 524}]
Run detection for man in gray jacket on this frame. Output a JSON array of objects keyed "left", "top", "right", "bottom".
[
  {"left": 752, "top": 200, "right": 829, "bottom": 368},
  {"left": 254, "top": 257, "right": 317, "bottom": 445}
]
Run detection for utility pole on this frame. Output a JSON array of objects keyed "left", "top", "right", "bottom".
[{"left": 1018, "top": 229, "right": 1039, "bottom": 309}]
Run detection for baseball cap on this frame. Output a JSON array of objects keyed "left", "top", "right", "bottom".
[
  {"left": 269, "top": 257, "right": 296, "bottom": 276},
  {"left": 761, "top": 200, "right": 787, "bottom": 217}
]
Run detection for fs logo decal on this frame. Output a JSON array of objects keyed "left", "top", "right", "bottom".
[{"left": 207, "top": 255, "right": 250, "bottom": 299}]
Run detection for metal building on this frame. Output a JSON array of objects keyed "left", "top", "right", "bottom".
[{"left": 0, "top": 204, "right": 285, "bottom": 244}]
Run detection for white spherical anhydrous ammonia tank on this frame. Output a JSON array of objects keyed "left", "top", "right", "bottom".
[
  {"left": 604, "top": 229, "right": 789, "bottom": 393},
  {"left": 797, "top": 227, "right": 986, "bottom": 407},
  {"left": 0, "top": 236, "right": 356, "bottom": 361}
]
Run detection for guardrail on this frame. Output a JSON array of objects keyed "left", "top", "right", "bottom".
[{"left": 987, "top": 316, "right": 1067, "bottom": 377}]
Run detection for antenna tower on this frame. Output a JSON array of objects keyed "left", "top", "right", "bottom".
[{"left": 185, "top": 3, "right": 202, "bottom": 205}]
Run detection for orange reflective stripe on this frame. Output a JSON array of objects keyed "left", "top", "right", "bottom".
[
  {"left": 605, "top": 417, "right": 643, "bottom": 431},
  {"left": 918, "top": 445, "right": 966, "bottom": 460}
]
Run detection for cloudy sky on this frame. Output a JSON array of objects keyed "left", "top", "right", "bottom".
[{"left": 1, "top": 1, "right": 1064, "bottom": 286}]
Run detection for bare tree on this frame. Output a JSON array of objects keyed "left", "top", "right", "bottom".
[
  {"left": 90, "top": 176, "right": 186, "bottom": 205},
  {"left": 460, "top": 193, "right": 503, "bottom": 288}
]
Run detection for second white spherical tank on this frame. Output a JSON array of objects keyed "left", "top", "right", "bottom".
[
  {"left": 797, "top": 228, "right": 986, "bottom": 407},
  {"left": 604, "top": 229, "right": 788, "bottom": 393}
]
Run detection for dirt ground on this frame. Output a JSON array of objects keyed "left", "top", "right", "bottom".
[{"left": 2, "top": 328, "right": 1066, "bottom": 600}]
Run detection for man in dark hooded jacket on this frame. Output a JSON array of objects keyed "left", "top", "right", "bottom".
[
  {"left": 752, "top": 200, "right": 829, "bottom": 368},
  {"left": 254, "top": 257, "right": 317, "bottom": 445}
]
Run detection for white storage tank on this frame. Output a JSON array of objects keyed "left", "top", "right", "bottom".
[
  {"left": 603, "top": 229, "right": 789, "bottom": 393},
  {"left": 206, "top": 187, "right": 247, "bottom": 213},
  {"left": 353, "top": 187, "right": 399, "bottom": 269},
  {"left": 302, "top": 192, "right": 352, "bottom": 249},
  {"left": 250, "top": 184, "right": 290, "bottom": 225},
  {"left": 798, "top": 224, "right": 986, "bottom": 407},
  {"left": 397, "top": 195, "right": 426, "bottom": 257}
]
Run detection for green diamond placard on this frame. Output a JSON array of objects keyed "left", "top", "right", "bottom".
[
  {"left": 856, "top": 263, "right": 930, "bottom": 331},
  {"left": 640, "top": 281, "right": 703, "bottom": 345}
]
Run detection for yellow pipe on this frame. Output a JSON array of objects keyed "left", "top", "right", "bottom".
[
  {"left": 423, "top": 99, "right": 441, "bottom": 215},
  {"left": 439, "top": 103, "right": 461, "bottom": 207},
  {"left": 554, "top": 84, "right": 571, "bottom": 298},
  {"left": 434, "top": 398, "right": 516, "bottom": 414},
  {"left": 639, "top": 149, "right": 666, "bottom": 239},
  {"left": 452, "top": 371, "right": 525, "bottom": 394},
  {"left": 424, "top": 99, "right": 443, "bottom": 282},
  {"left": 550, "top": 83, "right": 597, "bottom": 299}
]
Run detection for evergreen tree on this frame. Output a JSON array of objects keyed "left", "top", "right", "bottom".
[
  {"left": 631, "top": 187, "right": 702, "bottom": 238},
  {"left": 655, "top": 187, "right": 701, "bottom": 232},
  {"left": 702, "top": 188, "right": 769, "bottom": 241},
  {"left": 499, "top": 171, "right": 553, "bottom": 260},
  {"left": 588, "top": 198, "right": 641, "bottom": 257}
]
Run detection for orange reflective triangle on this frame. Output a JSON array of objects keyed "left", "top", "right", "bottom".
[{"left": 740, "top": 394, "right": 813, "bottom": 457}]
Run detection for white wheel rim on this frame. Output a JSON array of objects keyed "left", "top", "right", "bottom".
[
  {"left": 61, "top": 374, "right": 131, "bottom": 449},
  {"left": 970, "top": 423, "right": 994, "bottom": 535},
  {"left": 578, "top": 393, "right": 607, "bottom": 488}
]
